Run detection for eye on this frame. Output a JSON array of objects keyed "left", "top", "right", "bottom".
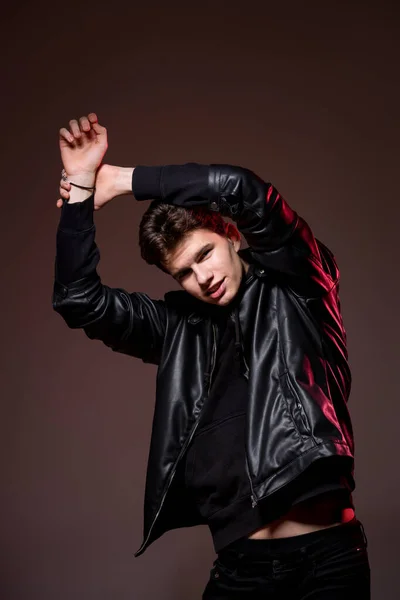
[
  {"left": 200, "top": 249, "right": 211, "bottom": 260},
  {"left": 177, "top": 269, "right": 191, "bottom": 282}
]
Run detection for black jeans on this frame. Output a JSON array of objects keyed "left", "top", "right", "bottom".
[{"left": 202, "top": 518, "right": 370, "bottom": 599}]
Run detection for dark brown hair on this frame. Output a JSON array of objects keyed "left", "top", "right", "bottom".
[{"left": 139, "top": 200, "right": 239, "bottom": 273}]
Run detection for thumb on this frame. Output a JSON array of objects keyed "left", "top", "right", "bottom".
[
  {"left": 88, "top": 112, "right": 106, "bottom": 136},
  {"left": 92, "top": 121, "right": 107, "bottom": 135}
]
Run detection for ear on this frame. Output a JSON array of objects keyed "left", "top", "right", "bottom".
[{"left": 226, "top": 223, "right": 241, "bottom": 251}]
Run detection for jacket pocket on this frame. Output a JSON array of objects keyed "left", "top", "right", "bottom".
[
  {"left": 279, "top": 372, "right": 311, "bottom": 438},
  {"left": 184, "top": 411, "right": 249, "bottom": 517}
]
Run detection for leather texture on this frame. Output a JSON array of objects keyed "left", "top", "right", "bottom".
[{"left": 53, "top": 165, "right": 354, "bottom": 556}]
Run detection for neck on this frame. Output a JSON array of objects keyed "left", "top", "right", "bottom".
[{"left": 241, "top": 258, "right": 250, "bottom": 274}]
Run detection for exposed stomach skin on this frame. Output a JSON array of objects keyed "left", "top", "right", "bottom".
[{"left": 247, "top": 491, "right": 355, "bottom": 540}]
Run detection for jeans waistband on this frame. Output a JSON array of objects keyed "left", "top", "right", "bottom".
[{"left": 220, "top": 517, "right": 367, "bottom": 559}]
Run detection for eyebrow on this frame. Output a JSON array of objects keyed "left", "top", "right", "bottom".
[{"left": 172, "top": 243, "right": 213, "bottom": 279}]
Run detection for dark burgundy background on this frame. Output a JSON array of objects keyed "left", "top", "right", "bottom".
[{"left": 1, "top": 1, "right": 399, "bottom": 598}]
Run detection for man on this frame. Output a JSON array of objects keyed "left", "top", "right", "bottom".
[{"left": 53, "top": 113, "right": 370, "bottom": 598}]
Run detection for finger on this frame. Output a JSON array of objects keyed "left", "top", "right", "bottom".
[
  {"left": 69, "top": 119, "right": 81, "bottom": 139},
  {"left": 79, "top": 115, "right": 91, "bottom": 132},
  {"left": 87, "top": 113, "right": 106, "bottom": 135},
  {"left": 91, "top": 121, "right": 106, "bottom": 135},
  {"left": 85, "top": 127, "right": 97, "bottom": 143},
  {"left": 56, "top": 199, "right": 63, "bottom": 208},
  {"left": 59, "top": 127, "right": 74, "bottom": 144},
  {"left": 60, "top": 179, "right": 71, "bottom": 190},
  {"left": 92, "top": 123, "right": 106, "bottom": 135},
  {"left": 60, "top": 188, "right": 70, "bottom": 199}
]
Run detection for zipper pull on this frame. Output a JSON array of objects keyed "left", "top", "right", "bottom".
[{"left": 251, "top": 495, "right": 258, "bottom": 508}]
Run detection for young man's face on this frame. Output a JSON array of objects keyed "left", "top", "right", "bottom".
[{"left": 165, "top": 228, "right": 249, "bottom": 305}]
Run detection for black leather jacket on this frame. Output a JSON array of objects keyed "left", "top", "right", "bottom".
[{"left": 53, "top": 164, "right": 354, "bottom": 556}]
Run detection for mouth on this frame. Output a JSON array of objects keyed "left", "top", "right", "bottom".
[{"left": 206, "top": 278, "right": 226, "bottom": 299}]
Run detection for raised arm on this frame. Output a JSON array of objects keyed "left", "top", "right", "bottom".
[
  {"left": 130, "top": 163, "right": 339, "bottom": 297},
  {"left": 58, "top": 157, "right": 339, "bottom": 298},
  {"left": 53, "top": 114, "right": 166, "bottom": 364}
]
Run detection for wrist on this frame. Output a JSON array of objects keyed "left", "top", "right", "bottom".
[
  {"left": 63, "top": 171, "right": 95, "bottom": 205},
  {"left": 114, "top": 166, "right": 135, "bottom": 196},
  {"left": 66, "top": 171, "right": 96, "bottom": 188}
]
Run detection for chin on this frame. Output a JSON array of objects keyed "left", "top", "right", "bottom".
[
  {"left": 216, "top": 293, "right": 233, "bottom": 306},
  {"left": 214, "top": 285, "right": 238, "bottom": 306}
]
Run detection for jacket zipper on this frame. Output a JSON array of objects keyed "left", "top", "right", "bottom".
[
  {"left": 243, "top": 363, "right": 257, "bottom": 508},
  {"left": 246, "top": 455, "right": 258, "bottom": 508},
  {"left": 233, "top": 306, "right": 257, "bottom": 508},
  {"left": 135, "top": 322, "right": 218, "bottom": 555}
]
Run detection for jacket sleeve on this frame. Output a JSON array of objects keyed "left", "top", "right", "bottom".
[
  {"left": 132, "top": 163, "right": 339, "bottom": 297},
  {"left": 52, "top": 194, "right": 167, "bottom": 365}
]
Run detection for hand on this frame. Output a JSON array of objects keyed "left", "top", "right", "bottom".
[
  {"left": 57, "top": 164, "right": 135, "bottom": 211},
  {"left": 57, "top": 164, "right": 118, "bottom": 211},
  {"left": 59, "top": 113, "right": 108, "bottom": 178}
]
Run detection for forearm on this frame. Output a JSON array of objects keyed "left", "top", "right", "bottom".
[
  {"left": 130, "top": 162, "right": 296, "bottom": 250},
  {"left": 53, "top": 191, "right": 107, "bottom": 330},
  {"left": 132, "top": 163, "right": 209, "bottom": 205},
  {"left": 55, "top": 194, "right": 97, "bottom": 284},
  {"left": 130, "top": 163, "right": 280, "bottom": 236}
]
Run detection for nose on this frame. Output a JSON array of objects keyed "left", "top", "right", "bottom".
[{"left": 194, "top": 266, "right": 213, "bottom": 287}]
